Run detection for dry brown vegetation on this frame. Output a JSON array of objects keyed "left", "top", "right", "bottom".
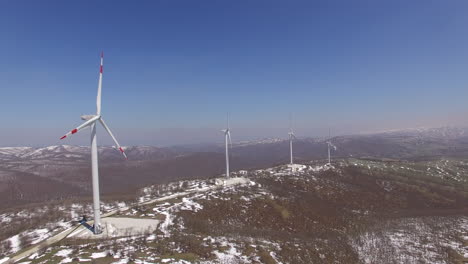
[{"left": 168, "top": 162, "right": 468, "bottom": 263}]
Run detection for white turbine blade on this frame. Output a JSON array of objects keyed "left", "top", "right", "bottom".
[
  {"left": 98, "top": 118, "right": 127, "bottom": 159},
  {"left": 228, "top": 131, "right": 232, "bottom": 146},
  {"left": 60, "top": 115, "right": 100, "bottom": 140},
  {"left": 96, "top": 52, "right": 103, "bottom": 115},
  {"left": 289, "top": 113, "right": 293, "bottom": 133},
  {"left": 226, "top": 113, "right": 229, "bottom": 130}
]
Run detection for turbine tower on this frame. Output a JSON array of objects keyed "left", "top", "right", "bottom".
[
  {"left": 326, "top": 129, "right": 336, "bottom": 164},
  {"left": 221, "top": 114, "right": 232, "bottom": 177},
  {"left": 60, "top": 52, "right": 127, "bottom": 234},
  {"left": 288, "top": 114, "right": 296, "bottom": 165}
]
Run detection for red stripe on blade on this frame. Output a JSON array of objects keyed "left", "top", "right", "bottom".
[
  {"left": 60, "top": 135, "right": 67, "bottom": 140},
  {"left": 71, "top": 129, "right": 78, "bottom": 134},
  {"left": 119, "top": 147, "right": 124, "bottom": 153}
]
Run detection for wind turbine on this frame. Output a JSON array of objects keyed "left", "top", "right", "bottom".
[
  {"left": 326, "top": 129, "right": 336, "bottom": 164},
  {"left": 288, "top": 114, "right": 296, "bottom": 165},
  {"left": 60, "top": 52, "right": 127, "bottom": 234},
  {"left": 221, "top": 114, "right": 232, "bottom": 177}
]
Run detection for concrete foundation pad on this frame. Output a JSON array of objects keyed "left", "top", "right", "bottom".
[
  {"left": 69, "top": 217, "right": 160, "bottom": 239},
  {"left": 215, "top": 177, "right": 249, "bottom": 186}
]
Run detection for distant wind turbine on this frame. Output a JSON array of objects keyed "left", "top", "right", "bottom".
[
  {"left": 326, "top": 129, "right": 337, "bottom": 164},
  {"left": 221, "top": 114, "right": 232, "bottom": 177},
  {"left": 288, "top": 114, "right": 296, "bottom": 165},
  {"left": 60, "top": 52, "right": 127, "bottom": 234}
]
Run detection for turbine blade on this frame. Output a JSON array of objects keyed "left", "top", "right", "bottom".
[
  {"left": 99, "top": 118, "right": 127, "bottom": 159},
  {"left": 289, "top": 113, "right": 293, "bottom": 133},
  {"left": 96, "top": 52, "right": 103, "bottom": 115},
  {"left": 60, "top": 116, "right": 100, "bottom": 140},
  {"left": 228, "top": 131, "right": 232, "bottom": 146},
  {"left": 226, "top": 112, "right": 229, "bottom": 130}
]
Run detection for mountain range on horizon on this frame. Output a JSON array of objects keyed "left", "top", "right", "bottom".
[
  {"left": 1, "top": 125, "right": 468, "bottom": 210},
  {"left": 2, "top": 125, "right": 468, "bottom": 162},
  {"left": 3, "top": 125, "right": 468, "bottom": 148}
]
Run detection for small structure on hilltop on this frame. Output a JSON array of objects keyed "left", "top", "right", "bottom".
[
  {"left": 288, "top": 164, "right": 307, "bottom": 172},
  {"left": 238, "top": 170, "right": 248, "bottom": 175}
]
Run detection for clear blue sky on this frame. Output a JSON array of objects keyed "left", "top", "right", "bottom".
[{"left": 1, "top": 0, "right": 468, "bottom": 146}]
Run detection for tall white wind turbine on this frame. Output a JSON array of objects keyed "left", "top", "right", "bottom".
[
  {"left": 221, "top": 114, "right": 232, "bottom": 177},
  {"left": 288, "top": 115, "right": 296, "bottom": 165},
  {"left": 326, "top": 129, "right": 336, "bottom": 164},
  {"left": 60, "top": 52, "right": 127, "bottom": 234}
]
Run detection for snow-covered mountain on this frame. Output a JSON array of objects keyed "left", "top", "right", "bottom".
[
  {"left": 363, "top": 126, "right": 468, "bottom": 139},
  {"left": 0, "top": 147, "right": 34, "bottom": 160},
  {"left": 2, "top": 126, "right": 468, "bottom": 163},
  {"left": 233, "top": 138, "right": 284, "bottom": 147},
  {"left": 0, "top": 145, "right": 175, "bottom": 162}
]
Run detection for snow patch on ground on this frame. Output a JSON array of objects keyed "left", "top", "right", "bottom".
[
  {"left": 212, "top": 240, "right": 248, "bottom": 263},
  {"left": 55, "top": 249, "right": 73, "bottom": 257},
  {"left": 28, "top": 228, "right": 50, "bottom": 245},
  {"left": 9, "top": 235, "right": 20, "bottom": 253},
  {"left": 351, "top": 216, "right": 468, "bottom": 264},
  {"left": 90, "top": 251, "right": 108, "bottom": 258}
]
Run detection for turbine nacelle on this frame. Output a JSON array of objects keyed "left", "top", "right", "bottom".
[
  {"left": 288, "top": 132, "right": 296, "bottom": 140},
  {"left": 81, "top": 115, "right": 98, "bottom": 121},
  {"left": 327, "top": 141, "right": 337, "bottom": 151}
]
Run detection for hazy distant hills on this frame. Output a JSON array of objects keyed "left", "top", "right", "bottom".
[
  {"left": 1, "top": 126, "right": 468, "bottom": 209},
  {"left": 330, "top": 126, "right": 468, "bottom": 160},
  {"left": 2, "top": 126, "right": 467, "bottom": 163},
  {"left": 228, "top": 126, "right": 468, "bottom": 164},
  {"left": 370, "top": 126, "right": 468, "bottom": 139},
  {"left": 0, "top": 145, "right": 177, "bottom": 163}
]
